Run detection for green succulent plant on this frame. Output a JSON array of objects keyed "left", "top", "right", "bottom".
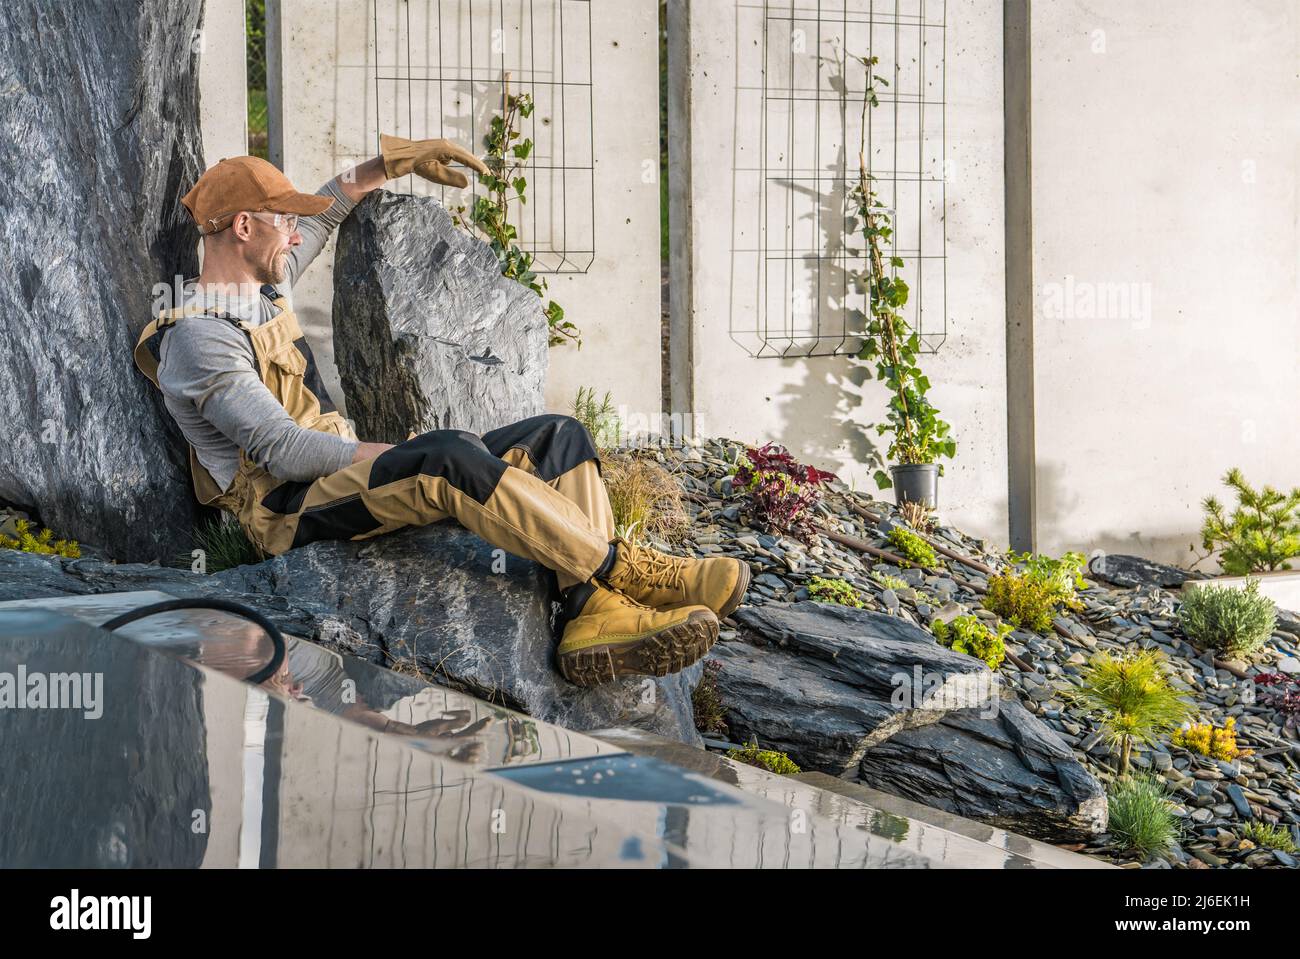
[
  {"left": 887, "top": 526, "right": 937, "bottom": 569},
  {"left": 931, "top": 614, "right": 1011, "bottom": 670},
  {"left": 807, "top": 575, "right": 866, "bottom": 608}
]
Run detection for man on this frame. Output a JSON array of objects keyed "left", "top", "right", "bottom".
[{"left": 134, "top": 136, "right": 749, "bottom": 687}]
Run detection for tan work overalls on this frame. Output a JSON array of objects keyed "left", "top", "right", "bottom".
[{"left": 135, "top": 286, "right": 615, "bottom": 589}]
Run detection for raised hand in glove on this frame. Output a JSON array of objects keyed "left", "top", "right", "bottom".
[{"left": 380, "top": 133, "right": 489, "bottom": 189}]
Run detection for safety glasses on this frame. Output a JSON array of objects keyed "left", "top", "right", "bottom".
[{"left": 249, "top": 211, "right": 300, "bottom": 235}]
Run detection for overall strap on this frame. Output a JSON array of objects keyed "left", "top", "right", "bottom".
[{"left": 133, "top": 303, "right": 250, "bottom": 386}]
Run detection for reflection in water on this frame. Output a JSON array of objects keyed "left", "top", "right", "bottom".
[
  {"left": 0, "top": 612, "right": 211, "bottom": 868},
  {"left": 0, "top": 598, "right": 1089, "bottom": 869},
  {"left": 0, "top": 610, "right": 670, "bottom": 868},
  {"left": 110, "top": 607, "right": 569, "bottom": 768}
]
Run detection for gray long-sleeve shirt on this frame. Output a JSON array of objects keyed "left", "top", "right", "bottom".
[{"left": 156, "top": 178, "right": 361, "bottom": 492}]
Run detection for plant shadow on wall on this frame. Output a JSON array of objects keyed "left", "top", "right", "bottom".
[
  {"left": 1035, "top": 457, "right": 1193, "bottom": 563},
  {"left": 740, "top": 39, "right": 879, "bottom": 478}
]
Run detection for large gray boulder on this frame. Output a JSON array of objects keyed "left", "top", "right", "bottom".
[
  {"left": 332, "top": 190, "right": 548, "bottom": 442},
  {"left": 857, "top": 695, "right": 1109, "bottom": 841},
  {"left": 710, "top": 602, "right": 995, "bottom": 773},
  {"left": 0, "top": 523, "right": 702, "bottom": 745},
  {"left": 0, "top": 0, "right": 206, "bottom": 562}
]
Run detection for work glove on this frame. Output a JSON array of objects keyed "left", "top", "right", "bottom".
[{"left": 380, "top": 133, "right": 489, "bottom": 189}]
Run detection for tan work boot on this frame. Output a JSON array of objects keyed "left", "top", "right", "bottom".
[
  {"left": 598, "top": 537, "right": 751, "bottom": 619},
  {"left": 555, "top": 581, "right": 719, "bottom": 687}
]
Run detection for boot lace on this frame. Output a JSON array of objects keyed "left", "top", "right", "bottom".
[
  {"left": 621, "top": 544, "right": 687, "bottom": 591},
  {"left": 612, "top": 589, "right": 653, "bottom": 611}
]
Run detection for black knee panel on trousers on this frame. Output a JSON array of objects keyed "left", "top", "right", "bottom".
[
  {"left": 481, "top": 413, "right": 601, "bottom": 480},
  {"left": 292, "top": 497, "right": 384, "bottom": 547},
  {"left": 369, "top": 429, "right": 506, "bottom": 504}
]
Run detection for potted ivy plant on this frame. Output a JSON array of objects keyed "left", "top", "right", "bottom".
[{"left": 848, "top": 54, "right": 956, "bottom": 507}]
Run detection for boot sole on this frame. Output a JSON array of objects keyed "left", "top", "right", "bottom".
[{"left": 557, "top": 609, "right": 719, "bottom": 688}]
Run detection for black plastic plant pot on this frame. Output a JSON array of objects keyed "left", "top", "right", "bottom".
[{"left": 891, "top": 463, "right": 939, "bottom": 508}]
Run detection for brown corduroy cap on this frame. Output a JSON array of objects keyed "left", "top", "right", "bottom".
[{"left": 181, "top": 156, "right": 334, "bottom": 235}]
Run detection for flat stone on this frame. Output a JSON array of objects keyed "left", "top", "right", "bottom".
[
  {"left": 931, "top": 602, "right": 966, "bottom": 626},
  {"left": 1225, "top": 783, "right": 1252, "bottom": 819},
  {"left": 1189, "top": 847, "right": 1226, "bottom": 867},
  {"left": 857, "top": 694, "right": 1108, "bottom": 842},
  {"left": 1087, "top": 554, "right": 1197, "bottom": 590},
  {"left": 708, "top": 601, "right": 995, "bottom": 774},
  {"left": 1276, "top": 656, "right": 1300, "bottom": 675}
]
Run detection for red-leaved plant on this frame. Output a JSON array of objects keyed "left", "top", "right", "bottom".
[
  {"left": 1253, "top": 672, "right": 1300, "bottom": 728},
  {"left": 732, "top": 443, "right": 838, "bottom": 544}
]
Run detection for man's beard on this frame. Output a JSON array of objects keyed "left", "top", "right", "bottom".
[{"left": 255, "top": 250, "right": 288, "bottom": 285}]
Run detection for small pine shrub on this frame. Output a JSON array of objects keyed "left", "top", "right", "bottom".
[
  {"left": 983, "top": 550, "right": 1086, "bottom": 634},
  {"left": 571, "top": 386, "right": 622, "bottom": 451},
  {"left": 931, "top": 614, "right": 1011, "bottom": 669},
  {"left": 886, "top": 525, "right": 938, "bottom": 568},
  {"left": 1170, "top": 717, "right": 1252, "bottom": 762},
  {"left": 1071, "top": 650, "right": 1194, "bottom": 776},
  {"left": 1199, "top": 468, "right": 1300, "bottom": 575},
  {"left": 692, "top": 660, "right": 728, "bottom": 735},
  {"left": 727, "top": 741, "right": 801, "bottom": 775},
  {"left": 1241, "top": 820, "right": 1298, "bottom": 853},
  {"left": 0, "top": 519, "right": 80, "bottom": 559},
  {"left": 1178, "top": 578, "right": 1276, "bottom": 658},
  {"left": 807, "top": 575, "right": 865, "bottom": 608},
  {"left": 1108, "top": 775, "right": 1181, "bottom": 859}
]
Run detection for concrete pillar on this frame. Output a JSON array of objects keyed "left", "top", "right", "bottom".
[
  {"left": 196, "top": 0, "right": 248, "bottom": 280},
  {"left": 198, "top": 0, "right": 249, "bottom": 162},
  {"left": 1004, "top": 0, "right": 1036, "bottom": 553},
  {"left": 667, "top": 0, "right": 694, "bottom": 433}
]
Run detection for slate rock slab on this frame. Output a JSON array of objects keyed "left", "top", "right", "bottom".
[
  {"left": 1088, "top": 553, "right": 1201, "bottom": 590},
  {"left": 709, "top": 601, "right": 995, "bottom": 774},
  {"left": 0, "top": 0, "right": 207, "bottom": 562},
  {"left": 856, "top": 694, "right": 1108, "bottom": 841},
  {"left": 332, "top": 190, "right": 548, "bottom": 442}
]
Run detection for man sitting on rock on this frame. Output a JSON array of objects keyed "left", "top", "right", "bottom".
[{"left": 133, "top": 138, "right": 748, "bottom": 687}]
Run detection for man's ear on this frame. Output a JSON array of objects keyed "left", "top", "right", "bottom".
[{"left": 229, "top": 211, "right": 254, "bottom": 241}]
